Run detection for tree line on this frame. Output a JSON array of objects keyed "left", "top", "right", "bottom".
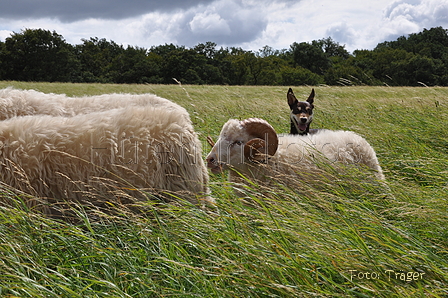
[{"left": 1, "top": 27, "right": 447, "bottom": 86}]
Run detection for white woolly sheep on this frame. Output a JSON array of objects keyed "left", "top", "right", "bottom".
[
  {"left": 0, "top": 100, "right": 212, "bottom": 212},
  {"left": 206, "top": 118, "right": 385, "bottom": 184},
  {"left": 0, "top": 87, "right": 181, "bottom": 119}
]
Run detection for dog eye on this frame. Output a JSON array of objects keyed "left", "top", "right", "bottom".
[{"left": 233, "top": 140, "right": 243, "bottom": 146}]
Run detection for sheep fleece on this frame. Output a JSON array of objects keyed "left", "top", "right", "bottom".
[
  {"left": 0, "top": 87, "right": 182, "bottom": 119},
  {"left": 0, "top": 105, "right": 209, "bottom": 203}
]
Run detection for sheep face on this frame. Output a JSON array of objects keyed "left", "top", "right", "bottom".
[
  {"left": 206, "top": 119, "right": 248, "bottom": 173},
  {"left": 206, "top": 118, "right": 278, "bottom": 173}
]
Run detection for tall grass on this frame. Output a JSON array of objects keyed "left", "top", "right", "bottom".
[{"left": 0, "top": 81, "right": 446, "bottom": 297}]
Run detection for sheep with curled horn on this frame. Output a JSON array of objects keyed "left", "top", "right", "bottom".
[{"left": 206, "top": 118, "right": 385, "bottom": 186}]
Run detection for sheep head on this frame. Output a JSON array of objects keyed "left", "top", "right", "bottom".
[{"left": 206, "top": 118, "right": 278, "bottom": 173}]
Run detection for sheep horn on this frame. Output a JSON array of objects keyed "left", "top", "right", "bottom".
[
  {"left": 244, "top": 138, "right": 268, "bottom": 163},
  {"left": 206, "top": 136, "right": 215, "bottom": 147},
  {"left": 240, "top": 118, "right": 278, "bottom": 156}
]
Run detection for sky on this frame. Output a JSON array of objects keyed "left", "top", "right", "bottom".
[{"left": 0, "top": 0, "right": 448, "bottom": 53}]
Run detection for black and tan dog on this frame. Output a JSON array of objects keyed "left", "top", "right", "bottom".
[{"left": 287, "top": 88, "right": 318, "bottom": 135}]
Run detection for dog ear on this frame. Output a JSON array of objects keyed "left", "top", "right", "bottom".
[
  {"left": 287, "top": 88, "right": 298, "bottom": 108},
  {"left": 244, "top": 138, "right": 269, "bottom": 163},
  {"left": 307, "top": 88, "right": 315, "bottom": 105}
]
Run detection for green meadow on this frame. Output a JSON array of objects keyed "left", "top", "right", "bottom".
[{"left": 0, "top": 81, "right": 446, "bottom": 297}]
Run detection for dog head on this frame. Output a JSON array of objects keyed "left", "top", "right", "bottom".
[{"left": 287, "top": 88, "right": 314, "bottom": 134}]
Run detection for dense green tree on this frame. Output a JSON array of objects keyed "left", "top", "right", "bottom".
[
  {"left": 372, "top": 27, "right": 448, "bottom": 85},
  {"left": 194, "top": 41, "right": 218, "bottom": 59},
  {"left": 290, "top": 41, "right": 330, "bottom": 74},
  {"left": 0, "top": 40, "right": 5, "bottom": 79},
  {"left": 74, "top": 37, "right": 125, "bottom": 83},
  {"left": 280, "top": 66, "right": 325, "bottom": 86},
  {"left": 0, "top": 29, "right": 78, "bottom": 82},
  {"left": 377, "top": 27, "right": 448, "bottom": 60},
  {"left": 222, "top": 47, "right": 250, "bottom": 85},
  {"left": 315, "top": 37, "right": 350, "bottom": 59},
  {"left": 324, "top": 63, "right": 371, "bottom": 86},
  {"left": 148, "top": 44, "right": 205, "bottom": 84},
  {"left": 257, "top": 45, "right": 284, "bottom": 58},
  {"left": 193, "top": 42, "right": 226, "bottom": 84},
  {"left": 106, "top": 46, "right": 159, "bottom": 84},
  {"left": 211, "top": 47, "right": 234, "bottom": 85},
  {"left": 1, "top": 27, "right": 448, "bottom": 86},
  {"left": 289, "top": 38, "right": 349, "bottom": 76},
  {"left": 256, "top": 56, "right": 286, "bottom": 85}
]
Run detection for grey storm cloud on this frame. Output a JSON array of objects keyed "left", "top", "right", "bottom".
[
  {"left": 0, "top": 0, "right": 283, "bottom": 46},
  {"left": 0, "top": 0, "right": 215, "bottom": 22}
]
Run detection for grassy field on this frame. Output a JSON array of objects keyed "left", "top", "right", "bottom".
[{"left": 0, "top": 81, "right": 447, "bottom": 297}]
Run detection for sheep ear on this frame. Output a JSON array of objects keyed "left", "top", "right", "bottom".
[
  {"left": 244, "top": 138, "right": 269, "bottom": 163},
  {"left": 287, "top": 88, "right": 298, "bottom": 108},
  {"left": 307, "top": 88, "right": 315, "bottom": 105}
]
